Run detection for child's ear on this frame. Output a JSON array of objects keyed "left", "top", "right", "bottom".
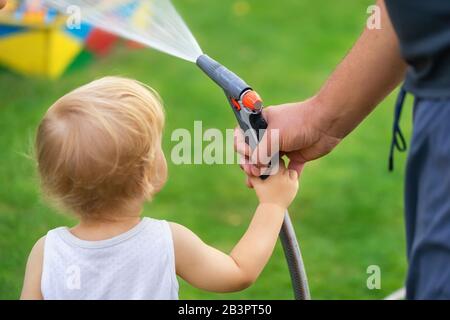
[{"left": 144, "top": 149, "right": 167, "bottom": 198}]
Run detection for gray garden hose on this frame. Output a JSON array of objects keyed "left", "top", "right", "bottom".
[{"left": 280, "top": 212, "right": 310, "bottom": 300}]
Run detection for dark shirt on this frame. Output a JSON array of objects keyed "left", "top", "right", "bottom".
[{"left": 385, "top": 0, "right": 450, "bottom": 97}]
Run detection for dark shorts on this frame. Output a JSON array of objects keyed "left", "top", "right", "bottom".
[{"left": 405, "top": 97, "right": 450, "bottom": 299}]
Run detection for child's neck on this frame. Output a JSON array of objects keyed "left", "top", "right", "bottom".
[{"left": 70, "top": 212, "right": 143, "bottom": 242}]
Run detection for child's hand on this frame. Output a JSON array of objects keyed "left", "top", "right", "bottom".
[{"left": 249, "top": 160, "right": 299, "bottom": 209}]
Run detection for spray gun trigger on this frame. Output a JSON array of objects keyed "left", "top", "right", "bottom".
[{"left": 231, "top": 98, "right": 241, "bottom": 111}]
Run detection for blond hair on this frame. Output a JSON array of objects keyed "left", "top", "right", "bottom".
[{"left": 36, "top": 77, "right": 165, "bottom": 217}]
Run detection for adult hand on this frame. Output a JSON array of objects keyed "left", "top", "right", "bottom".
[
  {"left": 0, "top": 0, "right": 7, "bottom": 9},
  {"left": 235, "top": 97, "right": 341, "bottom": 187},
  {"left": 235, "top": 0, "right": 407, "bottom": 187}
]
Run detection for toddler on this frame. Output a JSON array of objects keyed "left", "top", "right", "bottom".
[{"left": 20, "top": 77, "right": 299, "bottom": 299}]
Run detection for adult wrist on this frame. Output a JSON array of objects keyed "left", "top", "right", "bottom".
[{"left": 308, "top": 93, "right": 354, "bottom": 140}]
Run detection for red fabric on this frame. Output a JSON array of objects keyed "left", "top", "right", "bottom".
[{"left": 86, "top": 29, "right": 118, "bottom": 56}]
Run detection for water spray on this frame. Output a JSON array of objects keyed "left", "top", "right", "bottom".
[{"left": 44, "top": 0, "right": 310, "bottom": 300}]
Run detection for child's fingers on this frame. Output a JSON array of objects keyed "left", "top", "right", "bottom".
[
  {"left": 276, "top": 158, "right": 287, "bottom": 175},
  {"left": 251, "top": 165, "right": 263, "bottom": 176},
  {"left": 238, "top": 150, "right": 255, "bottom": 176},
  {"left": 248, "top": 177, "right": 261, "bottom": 188},
  {"left": 239, "top": 162, "right": 253, "bottom": 176},
  {"left": 246, "top": 176, "right": 254, "bottom": 189},
  {"left": 288, "top": 169, "right": 298, "bottom": 180}
]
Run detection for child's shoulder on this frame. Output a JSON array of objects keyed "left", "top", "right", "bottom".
[
  {"left": 26, "top": 228, "right": 63, "bottom": 268},
  {"left": 28, "top": 236, "right": 46, "bottom": 259},
  {"left": 21, "top": 236, "right": 46, "bottom": 299},
  {"left": 28, "top": 236, "right": 46, "bottom": 268}
]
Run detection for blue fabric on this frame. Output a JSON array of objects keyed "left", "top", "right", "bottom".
[
  {"left": 389, "top": 87, "right": 408, "bottom": 171},
  {"left": 405, "top": 97, "right": 450, "bottom": 299},
  {"left": 0, "top": 25, "right": 26, "bottom": 37},
  {"left": 385, "top": 0, "right": 450, "bottom": 98},
  {"left": 64, "top": 22, "right": 92, "bottom": 41}
]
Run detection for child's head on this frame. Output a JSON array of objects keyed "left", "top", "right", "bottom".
[{"left": 36, "top": 76, "right": 167, "bottom": 218}]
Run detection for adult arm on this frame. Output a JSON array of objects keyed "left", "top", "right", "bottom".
[{"left": 237, "top": 0, "right": 407, "bottom": 176}]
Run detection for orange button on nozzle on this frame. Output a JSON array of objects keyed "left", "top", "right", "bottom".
[
  {"left": 231, "top": 98, "right": 241, "bottom": 111},
  {"left": 242, "top": 91, "right": 263, "bottom": 111}
]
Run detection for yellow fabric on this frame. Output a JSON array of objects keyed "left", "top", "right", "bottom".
[
  {"left": 47, "top": 30, "right": 83, "bottom": 78},
  {"left": 0, "top": 30, "right": 47, "bottom": 76},
  {"left": 0, "top": 0, "right": 83, "bottom": 78},
  {"left": 0, "top": 27, "right": 83, "bottom": 78}
]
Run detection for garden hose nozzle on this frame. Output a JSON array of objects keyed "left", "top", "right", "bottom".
[
  {"left": 196, "top": 54, "right": 311, "bottom": 300},
  {"left": 196, "top": 54, "right": 268, "bottom": 153}
]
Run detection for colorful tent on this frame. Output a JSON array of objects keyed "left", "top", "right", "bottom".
[{"left": 0, "top": 0, "right": 132, "bottom": 78}]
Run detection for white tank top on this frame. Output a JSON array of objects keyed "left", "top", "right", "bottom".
[{"left": 41, "top": 217, "right": 179, "bottom": 300}]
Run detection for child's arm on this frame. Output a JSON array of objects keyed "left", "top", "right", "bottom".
[
  {"left": 20, "top": 237, "right": 45, "bottom": 300},
  {"left": 171, "top": 161, "right": 299, "bottom": 292}
]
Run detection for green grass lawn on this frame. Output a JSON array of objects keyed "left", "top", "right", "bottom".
[{"left": 0, "top": 0, "right": 411, "bottom": 299}]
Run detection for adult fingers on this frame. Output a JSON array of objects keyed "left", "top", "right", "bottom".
[
  {"left": 286, "top": 152, "right": 306, "bottom": 175},
  {"left": 250, "top": 128, "right": 273, "bottom": 168},
  {"left": 234, "top": 127, "right": 251, "bottom": 158}
]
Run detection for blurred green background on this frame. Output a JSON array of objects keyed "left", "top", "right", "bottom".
[{"left": 0, "top": 0, "right": 412, "bottom": 299}]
